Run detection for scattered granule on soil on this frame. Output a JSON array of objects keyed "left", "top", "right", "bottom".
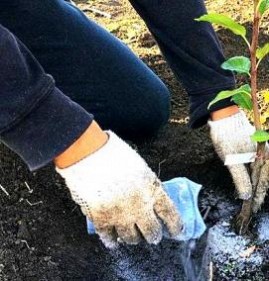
[
  {"left": 207, "top": 221, "right": 264, "bottom": 280},
  {"left": 256, "top": 213, "right": 269, "bottom": 243}
]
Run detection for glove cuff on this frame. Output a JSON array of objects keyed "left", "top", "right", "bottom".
[
  {"left": 208, "top": 110, "right": 254, "bottom": 134},
  {"left": 55, "top": 130, "right": 157, "bottom": 213},
  {"left": 55, "top": 130, "right": 153, "bottom": 192},
  {"left": 56, "top": 130, "right": 127, "bottom": 173}
]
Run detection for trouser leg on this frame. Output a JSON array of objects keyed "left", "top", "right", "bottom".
[
  {"left": 129, "top": 0, "right": 236, "bottom": 127},
  {"left": 0, "top": 0, "right": 170, "bottom": 139}
]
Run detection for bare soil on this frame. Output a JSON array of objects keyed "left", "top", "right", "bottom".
[{"left": 1, "top": 0, "right": 269, "bottom": 280}]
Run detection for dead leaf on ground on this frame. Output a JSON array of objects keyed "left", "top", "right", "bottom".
[{"left": 239, "top": 245, "right": 256, "bottom": 258}]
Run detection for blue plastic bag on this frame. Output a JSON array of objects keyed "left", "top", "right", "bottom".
[{"left": 87, "top": 177, "right": 206, "bottom": 241}]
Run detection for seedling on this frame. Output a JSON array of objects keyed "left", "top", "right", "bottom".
[{"left": 196, "top": 0, "right": 269, "bottom": 234}]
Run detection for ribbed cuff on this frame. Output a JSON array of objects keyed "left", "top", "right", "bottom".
[{"left": 1, "top": 87, "right": 93, "bottom": 171}]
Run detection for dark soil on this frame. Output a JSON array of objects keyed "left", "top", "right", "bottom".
[{"left": 1, "top": 0, "right": 269, "bottom": 280}]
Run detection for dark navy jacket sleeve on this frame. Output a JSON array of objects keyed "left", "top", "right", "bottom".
[{"left": 0, "top": 24, "right": 93, "bottom": 171}]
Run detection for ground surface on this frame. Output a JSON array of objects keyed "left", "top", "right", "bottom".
[{"left": 1, "top": 0, "right": 269, "bottom": 280}]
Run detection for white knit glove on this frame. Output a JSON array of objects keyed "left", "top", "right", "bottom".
[
  {"left": 56, "top": 131, "right": 182, "bottom": 248},
  {"left": 208, "top": 111, "right": 256, "bottom": 200}
]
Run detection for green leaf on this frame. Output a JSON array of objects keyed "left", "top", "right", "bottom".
[
  {"left": 231, "top": 93, "right": 252, "bottom": 110},
  {"left": 221, "top": 56, "right": 251, "bottom": 75},
  {"left": 251, "top": 130, "right": 269, "bottom": 142},
  {"left": 208, "top": 84, "right": 251, "bottom": 109},
  {"left": 256, "top": 43, "right": 269, "bottom": 61},
  {"left": 259, "top": 0, "right": 269, "bottom": 14},
  {"left": 195, "top": 13, "right": 246, "bottom": 37}
]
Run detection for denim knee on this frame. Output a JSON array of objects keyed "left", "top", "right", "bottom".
[
  {"left": 145, "top": 82, "right": 170, "bottom": 134},
  {"left": 116, "top": 80, "right": 171, "bottom": 140}
]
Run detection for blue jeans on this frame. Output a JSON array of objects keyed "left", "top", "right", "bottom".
[{"left": 0, "top": 0, "right": 234, "bottom": 138}]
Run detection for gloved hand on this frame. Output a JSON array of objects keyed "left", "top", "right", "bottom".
[
  {"left": 208, "top": 111, "right": 256, "bottom": 200},
  {"left": 56, "top": 131, "right": 182, "bottom": 248}
]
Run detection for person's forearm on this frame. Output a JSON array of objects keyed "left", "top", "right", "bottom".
[
  {"left": 210, "top": 105, "right": 239, "bottom": 121},
  {"left": 54, "top": 121, "right": 108, "bottom": 169},
  {"left": 0, "top": 24, "right": 94, "bottom": 170}
]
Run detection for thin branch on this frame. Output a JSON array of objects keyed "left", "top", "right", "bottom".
[
  {"left": 250, "top": 1, "right": 266, "bottom": 157},
  {"left": 21, "top": 240, "right": 31, "bottom": 250},
  {"left": 19, "top": 197, "right": 43, "bottom": 206},
  {"left": 171, "top": 98, "right": 182, "bottom": 107},
  {"left": 86, "top": 7, "right": 112, "bottom": 19},
  {"left": 24, "top": 181, "right": 33, "bottom": 194},
  {"left": 25, "top": 199, "right": 43, "bottom": 206},
  {"left": 209, "top": 262, "right": 214, "bottom": 281},
  {"left": 203, "top": 206, "right": 211, "bottom": 220},
  {"left": 158, "top": 159, "right": 167, "bottom": 177},
  {"left": 250, "top": 3, "right": 261, "bottom": 130},
  {"left": 0, "top": 184, "right": 10, "bottom": 197}
]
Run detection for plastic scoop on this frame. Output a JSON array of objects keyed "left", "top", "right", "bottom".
[{"left": 86, "top": 177, "right": 206, "bottom": 241}]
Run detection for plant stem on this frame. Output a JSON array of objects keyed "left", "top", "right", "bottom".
[
  {"left": 250, "top": 1, "right": 265, "bottom": 157},
  {"left": 234, "top": 0, "right": 266, "bottom": 236}
]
